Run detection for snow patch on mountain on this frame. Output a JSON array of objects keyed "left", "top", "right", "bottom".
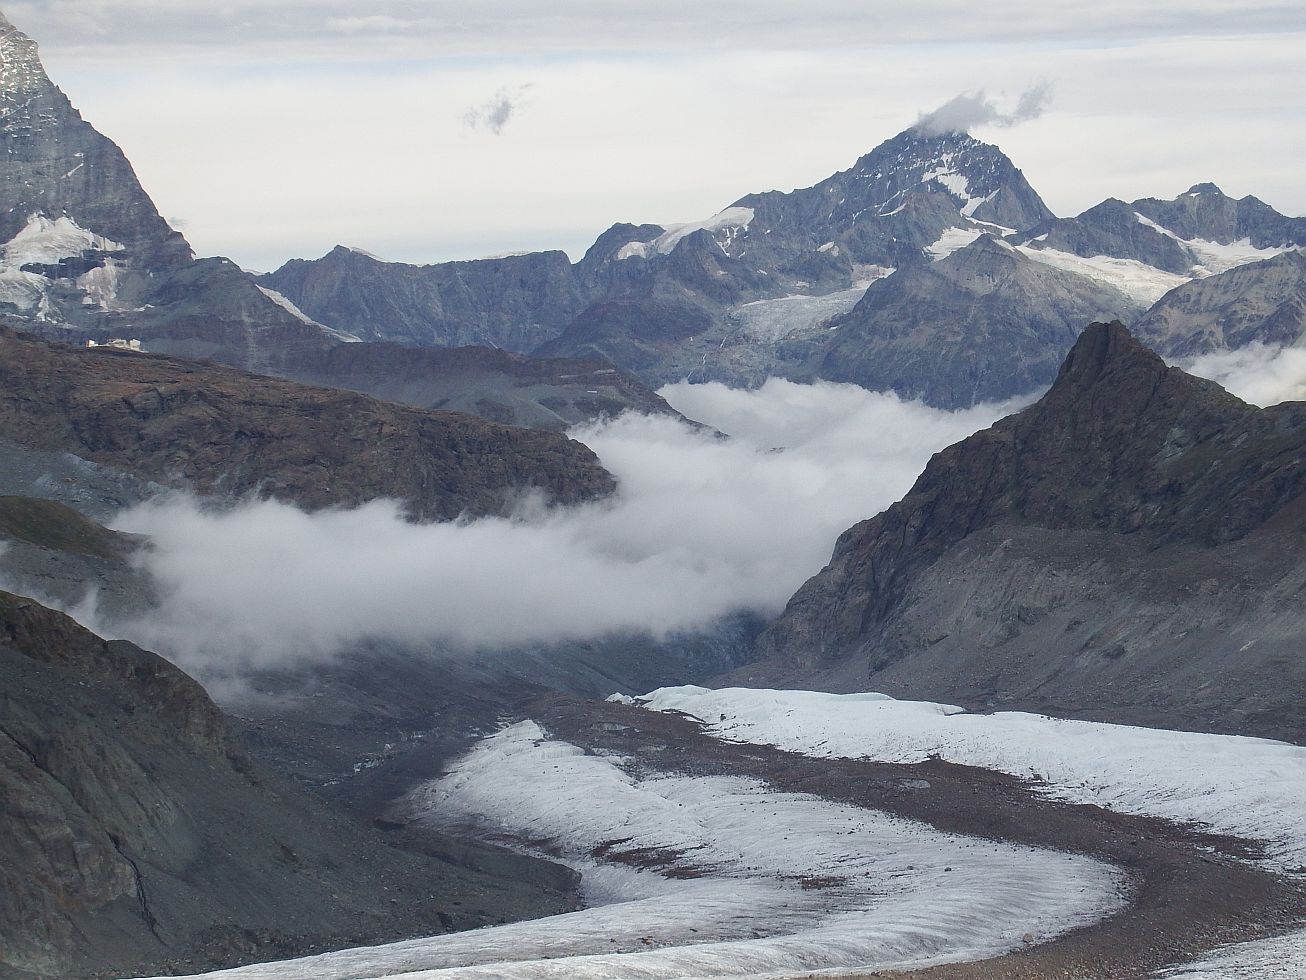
[
  {"left": 2, "top": 214, "right": 124, "bottom": 268},
  {"left": 653, "top": 206, "right": 754, "bottom": 255},
  {"left": 1015, "top": 245, "right": 1189, "bottom": 306},
  {"left": 729, "top": 277, "right": 890, "bottom": 342},
  {"left": 1132, "top": 212, "right": 1299, "bottom": 275},
  {"left": 635, "top": 687, "right": 1306, "bottom": 874},
  {"left": 926, "top": 226, "right": 984, "bottom": 260}
]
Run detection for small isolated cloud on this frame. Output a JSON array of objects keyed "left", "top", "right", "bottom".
[
  {"left": 90, "top": 381, "right": 1022, "bottom": 680},
  {"left": 325, "top": 15, "right": 412, "bottom": 35},
  {"left": 463, "top": 85, "right": 532, "bottom": 135},
  {"left": 1178, "top": 343, "right": 1306, "bottom": 407},
  {"left": 914, "top": 83, "right": 1054, "bottom": 137}
]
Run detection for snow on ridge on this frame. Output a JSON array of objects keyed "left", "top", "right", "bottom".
[
  {"left": 637, "top": 686, "right": 1306, "bottom": 874},
  {"left": 1015, "top": 245, "right": 1189, "bottom": 306},
  {"left": 615, "top": 240, "right": 651, "bottom": 261},
  {"left": 1131, "top": 211, "right": 1298, "bottom": 276},
  {"left": 652, "top": 206, "right": 755, "bottom": 255}
]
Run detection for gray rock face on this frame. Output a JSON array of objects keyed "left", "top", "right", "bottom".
[
  {"left": 747, "top": 323, "right": 1306, "bottom": 741},
  {"left": 0, "top": 589, "right": 579, "bottom": 979},
  {"left": 0, "top": 16, "right": 190, "bottom": 268},
  {"left": 796, "top": 234, "right": 1140, "bottom": 406},
  {"left": 260, "top": 245, "right": 589, "bottom": 350},
  {"left": 1133, "top": 249, "right": 1306, "bottom": 357}
]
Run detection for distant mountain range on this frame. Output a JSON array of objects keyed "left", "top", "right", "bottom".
[{"left": 5, "top": 10, "right": 1304, "bottom": 416}]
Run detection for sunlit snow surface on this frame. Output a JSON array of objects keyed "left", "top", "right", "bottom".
[
  {"left": 636, "top": 687, "right": 1306, "bottom": 873},
  {"left": 1015, "top": 245, "right": 1189, "bottom": 305},
  {"left": 131, "top": 720, "right": 1123, "bottom": 980}
]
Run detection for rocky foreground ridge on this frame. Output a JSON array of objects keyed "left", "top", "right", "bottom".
[
  {"left": 749, "top": 322, "right": 1306, "bottom": 740},
  {"left": 0, "top": 591, "right": 579, "bottom": 979}
]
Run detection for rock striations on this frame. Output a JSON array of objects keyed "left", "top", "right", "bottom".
[{"left": 751, "top": 323, "right": 1306, "bottom": 740}]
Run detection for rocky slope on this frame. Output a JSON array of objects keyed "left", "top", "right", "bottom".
[
  {"left": 795, "top": 234, "right": 1139, "bottom": 405},
  {"left": 0, "top": 591, "right": 578, "bottom": 980},
  {"left": 0, "top": 328, "right": 615, "bottom": 520},
  {"left": 1133, "top": 249, "right": 1306, "bottom": 357},
  {"left": 747, "top": 322, "right": 1306, "bottom": 741}
]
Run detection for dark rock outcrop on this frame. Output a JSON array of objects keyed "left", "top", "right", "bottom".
[
  {"left": 0, "top": 591, "right": 579, "bottom": 979},
  {"left": 0, "top": 328, "right": 615, "bottom": 520},
  {"left": 749, "top": 323, "right": 1306, "bottom": 740}
]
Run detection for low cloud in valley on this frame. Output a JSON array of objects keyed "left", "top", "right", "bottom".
[{"left": 98, "top": 382, "right": 1019, "bottom": 676}]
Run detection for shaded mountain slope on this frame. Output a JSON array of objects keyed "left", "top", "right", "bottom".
[
  {"left": 0, "top": 328, "right": 614, "bottom": 521},
  {"left": 1134, "top": 249, "right": 1306, "bottom": 357},
  {"left": 0, "top": 591, "right": 578, "bottom": 980},
  {"left": 747, "top": 323, "right": 1306, "bottom": 740},
  {"left": 799, "top": 235, "right": 1138, "bottom": 406}
]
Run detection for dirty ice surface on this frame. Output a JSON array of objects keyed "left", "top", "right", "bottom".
[
  {"left": 635, "top": 687, "right": 1306, "bottom": 873},
  {"left": 131, "top": 720, "right": 1122, "bottom": 979}
]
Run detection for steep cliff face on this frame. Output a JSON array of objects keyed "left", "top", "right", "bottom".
[
  {"left": 0, "top": 591, "right": 579, "bottom": 979},
  {"left": 749, "top": 323, "right": 1306, "bottom": 739},
  {"left": 0, "top": 14, "right": 190, "bottom": 268},
  {"left": 260, "top": 246, "right": 589, "bottom": 351},
  {"left": 0, "top": 329, "right": 616, "bottom": 520}
]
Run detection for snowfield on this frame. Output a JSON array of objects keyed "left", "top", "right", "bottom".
[
  {"left": 133, "top": 720, "right": 1123, "bottom": 980},
  {"left": 633, "top": 687, "right": 1306, "bottom": 873}
]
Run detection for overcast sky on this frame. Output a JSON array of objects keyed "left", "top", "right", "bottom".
[{"left": 11, "top": 1, "right": 1305, "bottom": 271}]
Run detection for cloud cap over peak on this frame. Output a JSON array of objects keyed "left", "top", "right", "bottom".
[{"left": 913, "top": 84, "right": 1054, "bottom": 137}]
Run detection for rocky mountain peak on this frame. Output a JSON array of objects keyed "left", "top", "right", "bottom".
[
  {"left": 1184, "top": 181, "right": 1225, "bottom": 197},
  {"left": 1049, "top": 319, "right": 1164, "bottom": 391}
]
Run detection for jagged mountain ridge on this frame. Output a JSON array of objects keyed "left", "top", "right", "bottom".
[
  {"left": 744, "top": 322, "right": 1306, "bottom": 740},
  {"left": 1018, "top": 183, "right": 1306, "bottom": 276}
]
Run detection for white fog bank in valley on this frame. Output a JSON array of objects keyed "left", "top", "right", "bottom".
[
  {"left": 102, "top": 381, "right": 1022, "bottom": 673},
  {"left": 1179, "top": 343, "right": 1306, "bottom": 407}
]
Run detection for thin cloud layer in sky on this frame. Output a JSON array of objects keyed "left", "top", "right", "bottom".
[
  {"left": 89, "top": 382, "right": 1020, "bottom": 679},
  {"left": 7, "top": 2, "right": 1303, "bottom": 270}
]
